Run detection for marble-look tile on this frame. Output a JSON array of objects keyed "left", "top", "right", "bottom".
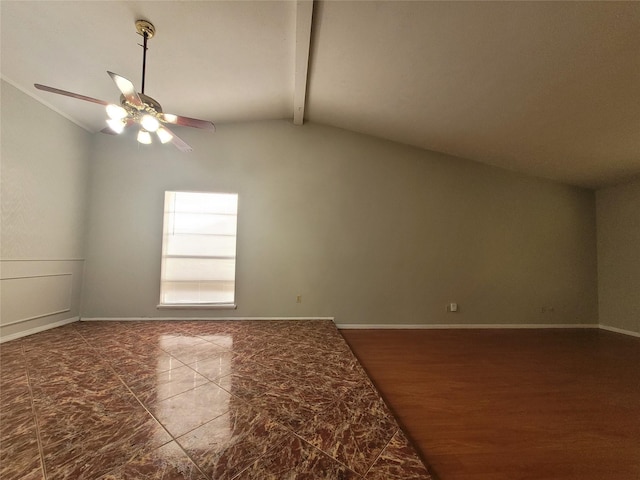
[
  {"left": 191, "top": 321, "right": 237, "bottom": 336},
  {"left": 149, "top": 382, "right": 232, "bottom": 438},
  {"left": 111, "top": 353, "right": 185, "bottom": 386},
  {"left": 258, "top": 338, "right": 340, "bottom": 362},
  {"left": 211, "top": 356, "right": 300, "bottom": 401},
  {"left": 164, "top": 341, "right": 230, "bottom": 365},
  {"left": 263, "top": 356, "right": 368, "bottom": 398},
  {"left": 99, "top": 441, "right": 207, "bottom": 479},
  {"left": 0, "top": 375, "right": 30, "bottom": 404},
  {"left": 176, "top": 400, "right": 290, "bottom": 480},
  {"left": 128, "top": 364, "right": 209, "bottom": 405},
  {"left": 1, "top": 355, "right": 27, "bottom": 382},
  {"left": 156, "top": 335, "right": 209, "bottom": 351},
  {"left": 0, "top": 368, "right": 28, "bottom": 389},
  {"left": 26, "top": 349, "right": 114, "bottom": 384},
  {"left": 35, "top": 391, "right": 147, "bottom": 443},
  {"left": 1, "top": 395, "right": 35, "bottom": 442},
  {"left": 213, "top": 374, "right": 272, "bottom": 400},
  {"left": 21, "top": 325, "right": 84, "bottom": 353},
  {"left": 73, "top": 320, "right": 131, "bottom": 334},
  {"left": 41, "top": 413, "right": 171, "bottom": 480},
  {"left": 269, "top": 320, "right": 344, "bottom": 347},
  {"left": 30, "top": 372, "right": 133, "bottom": 415},
  {"left": 78, "top": 330, "right": 142, "bottom": 349},
  {"left": 187, "top": 351, "right": 236, "bottom": 382},
  {"left": 0, "top": 339, "right": 24, "bottom": 358},
  {"left": 237, "top": 433, "right": 359, "bottom": 480},
  {"left": 153, "top": 351, "right": 186, "bottom": 372},
  {"left": 245, "top": 379, "right": 338, "bottom": 434},
  {"left": 0, "top": 426, "right": 44, "bottom": 480},
  {"left": 300, "top": 383, "right": 399, "bottom": 475},
  {"left": 365, "top": 430, "right": 432, "bottom": 479},
  {"left": 218, "top": 336, "right": 273, "bottom": 360},
  {"left": 121, "top": 321, "right": 185, "bottom": 339},
  {"left": 228, "top": 355, "right": 295, "bottom": 386},
  {"left": 214, "top": 321, "right": 248, "bottom": 335},
  {"left": 195, "top": 333, "right": 235, "bottom": 349},
  {"left": 92, "top": 340, "right": 167, "bottom": 360},
  {"left": 28, "top": 355, "right": 119, "bottom": 384},
  {"left": 2, "top": 320, "right": 431, "bottom": 479}
]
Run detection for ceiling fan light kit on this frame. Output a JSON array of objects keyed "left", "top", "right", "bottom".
[
  {"left": 156, "top": 126, "right": 174, "bottom": 144},
  {"left": 34, "top": 19, "right": 215, "bottom": 152},
  {"left": 140, "top": 114, "right": 160, "bottom": 132},
  {"left": 106, "top": 118, "right": 126, "bottom": 134},
  {"left": 106, "top": 104, "right": 127, "bottom": 120},
  {"left": 137, "top": 129, "right": 153, "bottom": 145}
]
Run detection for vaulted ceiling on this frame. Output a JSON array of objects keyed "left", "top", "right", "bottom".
[{"left": 2, "top": 1, "right": 639, "bottom": 189}]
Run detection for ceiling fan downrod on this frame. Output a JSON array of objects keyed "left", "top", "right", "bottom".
[{"left": 135, "top": 20, "right": 155, "bottom": 95}]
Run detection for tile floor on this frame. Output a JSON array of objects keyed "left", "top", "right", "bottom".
[{"left": 0, "top": 320, "right": 432, "bottom": 479}]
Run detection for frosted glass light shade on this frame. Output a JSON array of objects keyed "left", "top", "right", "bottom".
[
  {"left": 141, "top": 114, "right": 160, "bottom": 132},
  {"left": 157, "top": 127, "right": 173, "bottom": 144},
  {"left": 137, "top": 129, "right": 152, "bottom": 144},
  {"left": 106, "top": 118, "right": 126, "bottom": 134},
  {"left": 106, "top": 104, "right": 127, "bottom": 120}
]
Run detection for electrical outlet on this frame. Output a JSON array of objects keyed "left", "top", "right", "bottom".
[
  {"left": 448, "top": 303, "right": 458, "bottom": 312},
  {"left": 296, "top": 295, "right": 302, "bottom": 304}
]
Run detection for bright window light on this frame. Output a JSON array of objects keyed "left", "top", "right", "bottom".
[{"left": 160, "top": 191, "right": 239, "bottom": 306}]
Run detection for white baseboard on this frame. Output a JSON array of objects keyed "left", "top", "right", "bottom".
[
  {"left": 81, "top": 316, "right": 335, "bottom": 322},
  {"left": 598, "top": 324, "right": 640, "bottom": 338},
  {"left": 0, "top": 316, "right": 79, "bottom": 343},
  {"left": 336, "top": 323, "right": 600, "bottom": 330},
  {"left": 4, "top": 317, "right": 635, "bottom": 340},
  {"left": 337, "top": 323, "right": 639, "bottom": 338}
]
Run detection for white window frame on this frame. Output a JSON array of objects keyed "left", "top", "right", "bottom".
[{"left": 157, "top": 190, "right": 238, "bottom": 309}]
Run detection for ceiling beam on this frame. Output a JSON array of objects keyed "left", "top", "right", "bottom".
[{"left": 293, "top": 0, "right": 314, "bottom": 125}]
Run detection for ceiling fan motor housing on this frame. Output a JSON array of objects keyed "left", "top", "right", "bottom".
[
  {"left": 135, "top": 20, "right": 155, "bottom": 39},
  {"left": 119, "top": 93, "right": 163, "bottom": 123}
]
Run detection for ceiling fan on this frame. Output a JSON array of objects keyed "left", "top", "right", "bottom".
[{"left": 34, "top": 20, "right": 214, "bottom": 152}]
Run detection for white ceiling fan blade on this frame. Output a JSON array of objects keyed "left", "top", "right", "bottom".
[
  {"left": 34, "top": 83, "right": 109, "bottom": 106},
  {"left": 107, "top": 71, "right": 143, "bottom": 108},
  {"left": 161, "top": 113, "right": 215, "bottom": 131}
]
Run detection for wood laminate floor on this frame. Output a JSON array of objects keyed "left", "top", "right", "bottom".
[{"left": 341, "top": 328, "right": 640, "bottom": 480}]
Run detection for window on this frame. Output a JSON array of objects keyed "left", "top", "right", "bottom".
[{"left": 159, "top": 191, "right": 238, "bottom": 307}]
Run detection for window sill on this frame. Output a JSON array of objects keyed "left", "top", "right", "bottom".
[{"left": 157, "top": 304, "right": 237, "bottom": 310}]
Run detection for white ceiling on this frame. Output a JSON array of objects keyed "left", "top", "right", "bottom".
[{"left": 2, "top": 1, "right": 639, "bottom": 189}]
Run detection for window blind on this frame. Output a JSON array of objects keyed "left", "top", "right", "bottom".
[{"left": 160, "top": 191, "right": 238, "bottom": 305}]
